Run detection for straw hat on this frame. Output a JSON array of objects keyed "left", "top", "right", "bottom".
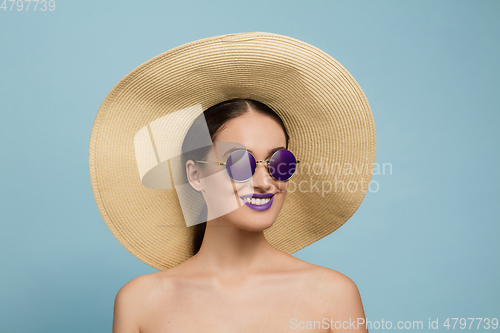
[{"left": 89, "top": 32, "right": 376, "bottom": 271}]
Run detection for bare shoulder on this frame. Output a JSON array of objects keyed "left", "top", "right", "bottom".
[
  {"left": 112, "top": 273, "right": 164, "bottom": 333},
  {"left": 299, "top": 262, "right": 367, "bottom": 327},
  {"left": 310, "top": 265, "right": 361, "bottom": 298},
  {"left": 283, "top": 255, "right": 364, "bottom": 310},
  {"left": 283, "top": 254, "right": 359, "bottom": 289}
]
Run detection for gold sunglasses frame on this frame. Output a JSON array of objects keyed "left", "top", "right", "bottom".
[{"left": 195, "top": 149, "right": 300, "bottom": 182}]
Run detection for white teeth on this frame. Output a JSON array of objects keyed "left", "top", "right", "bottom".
[{"left": 242, "top": 197, "right": 271, "bottom": 205}]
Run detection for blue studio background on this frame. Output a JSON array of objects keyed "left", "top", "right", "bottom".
[{"left": 1, "top": 1, "right": 499, "bottom": 332}]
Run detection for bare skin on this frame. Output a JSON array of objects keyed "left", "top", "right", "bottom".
[{"left": 113, "top": 110, "right": 368, "bottom": 333}]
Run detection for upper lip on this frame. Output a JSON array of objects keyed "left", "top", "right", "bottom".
[{"left": 240, "top": 193, "right": 275, "bottom": 199}]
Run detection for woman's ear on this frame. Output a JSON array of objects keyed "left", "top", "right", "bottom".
[{"left": 186, "top": 160, "right": 204, "bottom": 192}]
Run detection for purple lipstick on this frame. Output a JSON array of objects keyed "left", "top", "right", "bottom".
[{"left": 240, "top": 193, "right": 275, "bottom": 211}]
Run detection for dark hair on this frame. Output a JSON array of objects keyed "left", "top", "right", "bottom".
[{"left": 181, "top": 98, "right": 290, "bottom": 255}]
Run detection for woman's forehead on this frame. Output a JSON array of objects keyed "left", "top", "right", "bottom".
[{"left": 214, "top": 112, "right": 287, "bottom": 150}]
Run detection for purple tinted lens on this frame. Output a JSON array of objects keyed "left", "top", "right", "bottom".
[
  {"left": 226, "top": 150, "right": 256, "bottom": 181},
  {"left": 269, "top": 150, "right": 297, "bottom": 181}
]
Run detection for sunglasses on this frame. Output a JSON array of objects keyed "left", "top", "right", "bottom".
[{"left": 196, "top": 149, "right": 300, "bottom": 182}]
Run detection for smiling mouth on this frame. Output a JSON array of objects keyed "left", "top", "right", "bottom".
[
  {"left": 241, "top": 197, "right": 272, "bottom": 206},
  {"left": 239, "top": 193, "right": 275, "bottom": 210}
]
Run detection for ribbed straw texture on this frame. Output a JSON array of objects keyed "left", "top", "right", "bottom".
[{"left": 89, "top": 32, "right": 376, "bottom": 271}]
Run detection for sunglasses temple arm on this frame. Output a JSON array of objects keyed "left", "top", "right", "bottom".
[{"left": 195, "top": 161, "right": 226, "bottom": 165}]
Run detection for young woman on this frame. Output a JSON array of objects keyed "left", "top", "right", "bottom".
[
  {"left": 112, "top": 99, "right": 368, "bottom": 332},
  {"left": 89, "top": 32, "right": 375, "bottom": 333}
]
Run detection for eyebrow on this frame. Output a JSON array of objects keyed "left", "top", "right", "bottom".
[{"left": 222, "top": 146, "right": 286, "bottom": 159}]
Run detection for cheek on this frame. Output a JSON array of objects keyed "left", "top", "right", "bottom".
[
  {"left": 272, "top": 183, "right": 288, "bottom": 210},
  {"left": 202, "top": 172, "right": 244, "bottom": 218},
  {"left": 203, "top": 175, "right": 235, "bottom": 203},
  {"left": 279, "top": 181, "right": 289, "bottom": 194}
]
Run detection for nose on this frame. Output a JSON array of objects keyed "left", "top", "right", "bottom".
[{"left": 252, "top": 162, "right": 274, "bottom": 191}]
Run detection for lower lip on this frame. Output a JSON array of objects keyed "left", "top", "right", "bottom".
[{"left": 241, "top": 196, "right": 274, "bottom": 211}]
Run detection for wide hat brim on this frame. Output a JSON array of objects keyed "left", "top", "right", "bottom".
[{"left": 89, "top": 32, "right": 376, "bottom": 271}]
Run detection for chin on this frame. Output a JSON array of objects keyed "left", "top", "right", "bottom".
[
  {"left": 241, "top": 216, "right": 276, "bottom": 231},
  {"left": 229, "top": 203, "right": 282, "bottom": 231}
]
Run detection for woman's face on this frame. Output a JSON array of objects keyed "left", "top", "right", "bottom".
[{"left": 189, "top": 110, "right": 289, "bottom": 231}]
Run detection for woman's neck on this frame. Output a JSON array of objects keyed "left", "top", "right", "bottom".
[{"left": 192, "top": 219, "right": 279, "bottom": 277}]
